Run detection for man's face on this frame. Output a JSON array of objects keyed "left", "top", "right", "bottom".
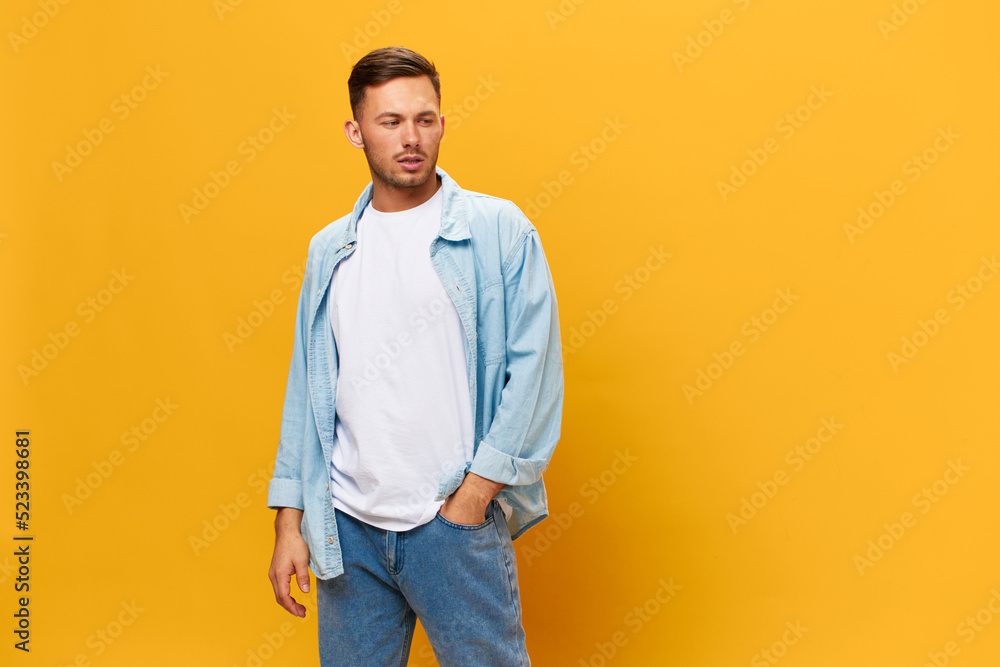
[{"left": 353, "top": 75, "right": 443, "bottom": 191}]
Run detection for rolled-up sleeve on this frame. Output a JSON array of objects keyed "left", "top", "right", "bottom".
[
  {"left": 266, "top": 255, "right": 312, "bottom": 510},
  {"left": 469, "top": 218, "right": 564, "bottom": 487}
]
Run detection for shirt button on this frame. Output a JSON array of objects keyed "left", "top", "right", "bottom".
[
  {"left": 346, "top": 243, "right": 353, "bottom": 249},
  {"left": 328, "top": 537, "right": 334, "bottom": 543}
]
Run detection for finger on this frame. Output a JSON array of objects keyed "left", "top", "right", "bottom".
[
  {"left": 294, "top": 560, "right": 311, "bottom": 594},
  {"left": 283, "top": 592, "right": 307, "bottom": 617},
  {"left": 277, "top": 575, "right": 307, "bottom": 617},
  {"left": 275, "top": 567, "right": 291, "bottom": 604}
]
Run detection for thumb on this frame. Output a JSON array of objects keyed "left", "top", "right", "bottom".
[{"left": 294, "top": 560, "right": 311, "bottom": 594}]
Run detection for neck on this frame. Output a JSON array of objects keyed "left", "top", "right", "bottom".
[{"left": 371, "top": 174, "right": 441, "bottom": 213}]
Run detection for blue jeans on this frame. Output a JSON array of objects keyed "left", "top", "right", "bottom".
[{"left": 316, "top": 498, "right": 530, "bottom": 666}]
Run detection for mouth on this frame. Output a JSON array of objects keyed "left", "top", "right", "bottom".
[{"left": 398, "top": 155, "right": 425, "bottom": 172}]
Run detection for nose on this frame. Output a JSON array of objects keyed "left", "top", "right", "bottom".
[{"left": 402, "top": 120, "right": 420, "bottom": 149}]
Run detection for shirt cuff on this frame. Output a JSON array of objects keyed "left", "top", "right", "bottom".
[
  {"left": 468, "top": 441, "right": 547, "bottom": 487},
  {"left": 266, "top": 478, "right": 305, "bottom": 510}
]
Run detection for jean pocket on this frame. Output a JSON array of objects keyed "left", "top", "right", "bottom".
[{"left": 435, "top": 500, "right": 496, "bottom": 530}]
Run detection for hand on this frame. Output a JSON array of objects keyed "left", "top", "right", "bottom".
[
  {"left": 438, "top": 472, "right": 504, "bottom": 525},
  {"left": 267, "top": 507, "right": 311, "bottom": 618}
]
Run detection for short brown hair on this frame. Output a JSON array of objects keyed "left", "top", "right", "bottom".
[{"left": 348, "top": 46, "right": 441, "bottom": 120}]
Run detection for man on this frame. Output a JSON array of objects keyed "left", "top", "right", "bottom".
[{"left": 266, "top": 46, "right": 564, "bottom": 666}]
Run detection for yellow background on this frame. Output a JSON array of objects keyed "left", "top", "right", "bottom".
[{"left": 3, "top": 0, "right": 999, "bottom": 664}]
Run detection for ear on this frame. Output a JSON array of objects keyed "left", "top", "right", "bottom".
[
  {"left": 344, "top": 119, "right": 364, "bottom": 149},
  {"left": 440, "top": 113, "right": 445, "bottom": 139}
]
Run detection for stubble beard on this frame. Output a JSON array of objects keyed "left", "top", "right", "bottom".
[{"left": 361, "top": 136, "right": 438, "bottom": 191}]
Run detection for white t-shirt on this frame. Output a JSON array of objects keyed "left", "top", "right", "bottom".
[{"left": 327, "top": 185, "right": 475, "bottom": 531}]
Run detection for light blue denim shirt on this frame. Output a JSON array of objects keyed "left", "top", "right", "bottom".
[{"left": 266, "top": 166, "right": 565, "bottom": 580}]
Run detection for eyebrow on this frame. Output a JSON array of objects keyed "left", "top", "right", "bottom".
[{"left": 373, "top": 110, "right": 438, "bottom": 120}]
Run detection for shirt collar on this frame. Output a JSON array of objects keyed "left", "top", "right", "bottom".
[{"left": 341, "top": 165, "right": 470, "bottom": 247}]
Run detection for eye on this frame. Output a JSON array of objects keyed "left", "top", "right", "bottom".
[{"left": 384, "top": 120, "right": 399, "bottom": 127}]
